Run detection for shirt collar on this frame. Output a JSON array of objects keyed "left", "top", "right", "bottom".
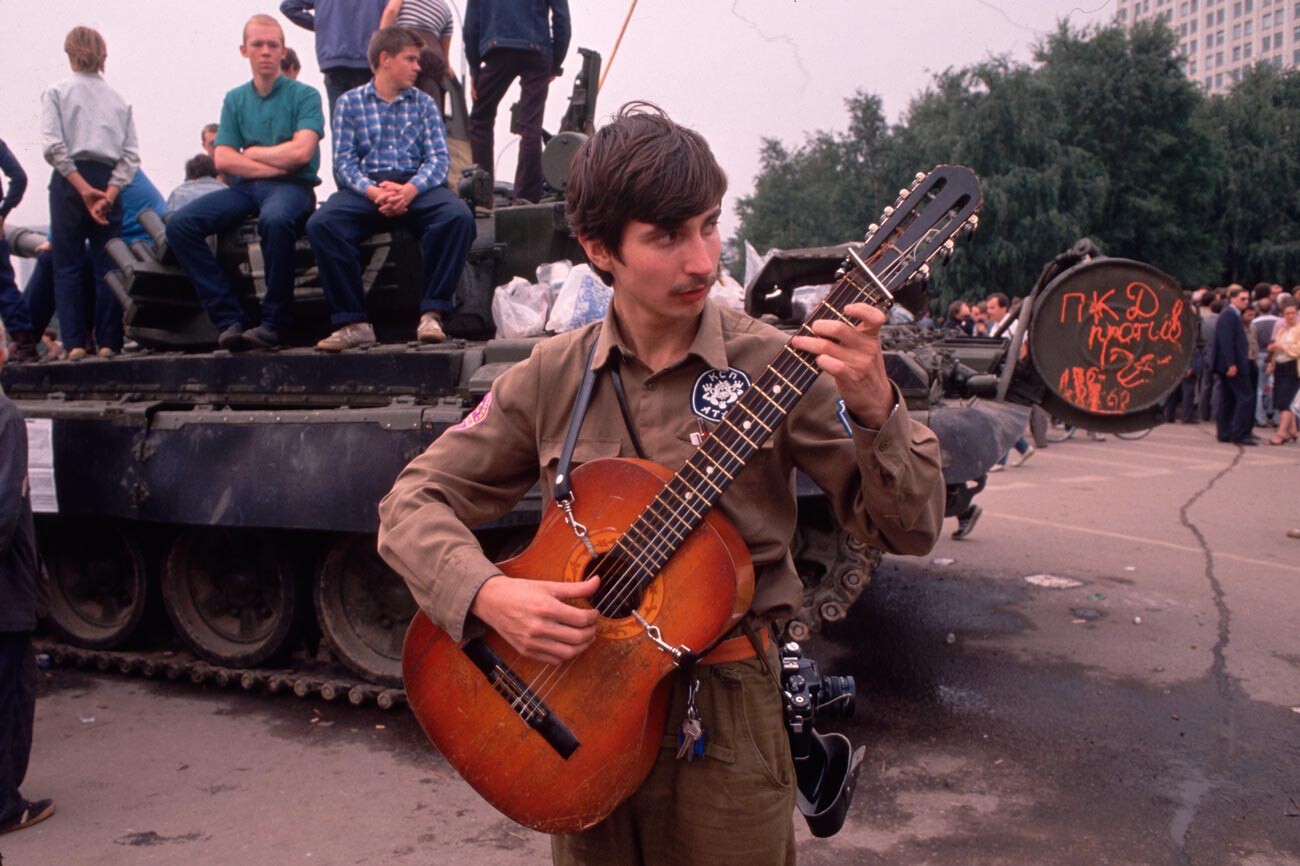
[
  {"left": 250, "top": 74, "right": 288, "bottom": 98},
  {"left": 362, "top": 80, "right": 416, "bottom": 104},
  {"left": 590, "top": 299, "right": 730, "bottom": 373}
]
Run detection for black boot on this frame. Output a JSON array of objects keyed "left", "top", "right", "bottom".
[{"left": 7, "top": 331, "right": 38, "bottom": 363}]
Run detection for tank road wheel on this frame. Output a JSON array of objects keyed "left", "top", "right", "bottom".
[
  {"left": 41, "top": 520, "right": 150, "bottom": 649},
  {"left": 315, "top": 535, "right": 417, "bottom": 687},
  {"left": 162, "top": 529, "right": 299, "bottom": 667},
  {"left": 785, "top": 507, "right": 882, "bottom": 643}
]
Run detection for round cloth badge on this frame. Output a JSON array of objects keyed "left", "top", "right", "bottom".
[{"left": 691, "top": 367, "right": 752, "bottom": 423}]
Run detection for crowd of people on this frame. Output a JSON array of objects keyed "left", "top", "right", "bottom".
[{"left": 0, "top": 0, "right": 571, "bottom": 362}]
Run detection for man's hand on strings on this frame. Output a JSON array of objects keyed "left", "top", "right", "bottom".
[
  {"left": 791, "top": 301, "right": 895, "bottom": 428},
  {"left": 471, "top": 575, "right": 601, "bottom": 665}
]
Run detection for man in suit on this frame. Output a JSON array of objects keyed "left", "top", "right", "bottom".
[{"left": 1214, "top": 286, "right": 1257, "bottom": 444}]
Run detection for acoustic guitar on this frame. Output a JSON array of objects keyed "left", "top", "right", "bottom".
[{"left": 402, "top": 165, "right": 983, "bottom": 833}]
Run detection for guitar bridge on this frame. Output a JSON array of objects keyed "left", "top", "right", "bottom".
[{"left": 461, "top": 638, "right": 581, "bottom": 759}]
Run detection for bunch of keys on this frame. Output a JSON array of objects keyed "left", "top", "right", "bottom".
[{"left": 676, "top": 677, "right": 706, "bottom": 761}]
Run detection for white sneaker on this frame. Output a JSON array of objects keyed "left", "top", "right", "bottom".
[
  {"left": 315, "top": 322, "right": 376, "bottom": 352},
  {"left": 417, "top": 312, "right": 446, "bottom": 344},
  {"left": 1011, "top": 444, "right": 1036, "bottom": 467},
  {"left": 989, "top": 463, "right": 1005, "bottom": 473}
]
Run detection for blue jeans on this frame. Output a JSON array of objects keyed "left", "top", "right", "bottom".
[
  {"left": 49, "top": 163, "right": 124, "bottom": 351},
  {"left": 0, "top": 237, "right": 33, "bottom": 334},
  {"left": 305, "top": 185, "right": 475, "bottom": 327},
  {"left": 165, "top": 180, "right": 314, "bottom": 332},
  {"left": 997, "top": 436, "right": 1031, "bottom": 467}
]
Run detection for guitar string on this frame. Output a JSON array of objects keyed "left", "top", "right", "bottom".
[
  {"left": 511, "top": 245, "right": 923, "bottom": 715},
  {"left": 515, "top": 221, "right": 956, "bottom": 716},
  {"left": 513, "top": 212, "right": 963, "bottom": 716},
  {"left": 513, "top": 228, "right": 943, "bottom": 716}
]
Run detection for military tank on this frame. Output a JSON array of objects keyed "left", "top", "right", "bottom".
[{"left": 2, "top": 71, "right": 1193, "bottom": 703}]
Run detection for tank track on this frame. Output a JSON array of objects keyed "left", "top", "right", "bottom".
[
  {"left": 34, "top": 641, "right": 408, "bottom": 710},
  {"left": 784, "top": 529, "right": 882, "bottom": 643}
]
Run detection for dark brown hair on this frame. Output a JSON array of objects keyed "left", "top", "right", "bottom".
[
  {"left": 368, "top": 27, "right": 424, "bottom": 71},
  {"left": 565, "top": 102, "right": 727, "bottom": 284},
  {"left": 185, "top": 153, "right": 218, "bottom": 180}
]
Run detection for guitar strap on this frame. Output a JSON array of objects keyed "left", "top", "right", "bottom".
[{"left": 554, "top": 327, "right": 646, "bottom": 505}]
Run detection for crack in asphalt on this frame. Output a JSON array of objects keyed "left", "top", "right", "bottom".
[{"left": 1171, "top": 444, "right": 1246, "bottom": 866}]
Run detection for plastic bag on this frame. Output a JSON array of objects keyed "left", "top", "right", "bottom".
[
  {"left": 709, "top": 271, "right": 746, "bottom": 311},
  {"left": 535, "top": 259, "right": 572, "bottom": 307},
  {"left": 546, "top": 264, "right": 612, "bottom": 333},
  {"left": 491, "top": 276, "right": 551, "bottom": 338}
]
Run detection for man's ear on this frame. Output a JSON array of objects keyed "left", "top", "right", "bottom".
[{"left": 578, "top": 235, "right": 615, "bottom": 276}]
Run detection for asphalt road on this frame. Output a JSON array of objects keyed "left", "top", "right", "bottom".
[{"left": 3, "top": 421, "right": 1299, "bottom": 866}]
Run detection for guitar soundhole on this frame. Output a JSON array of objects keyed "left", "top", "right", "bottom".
[{"left": 585, "top": 554, "right": 644, "bottom": 620}]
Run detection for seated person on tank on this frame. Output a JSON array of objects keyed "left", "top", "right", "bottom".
[
  {"left": 307, "top": 26, "right": 475, "bottom": 352},
  {"left": 165, "top": 14, "right": 324, "bottom": 352}
]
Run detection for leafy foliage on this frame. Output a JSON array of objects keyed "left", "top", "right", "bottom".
[{"left": 733, "top": 20, "right": 1300, "bottom": 305}]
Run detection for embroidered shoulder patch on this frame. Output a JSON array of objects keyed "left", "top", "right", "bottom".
[
  {"left": 455, "top": 392, "right": 494, "bottom": 430},
  {"left": 691, "top": 368, "right": 751, "bottom": 423}
]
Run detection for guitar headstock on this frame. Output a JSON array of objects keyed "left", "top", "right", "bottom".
[{"left": 834, "top": 166, "right": 982, "bottom": 306}]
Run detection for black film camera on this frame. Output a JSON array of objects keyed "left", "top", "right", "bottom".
[{"left": 780, "top": 641, "right": 866, "bottom": 838}]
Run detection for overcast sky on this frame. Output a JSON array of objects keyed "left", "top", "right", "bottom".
[{"left": 0, "top": 0, "right": 1111, "bottom": 239}]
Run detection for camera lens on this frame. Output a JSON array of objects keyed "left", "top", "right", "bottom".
[{"left": 816, "top": 675, "right": 856, "bottom": 718}]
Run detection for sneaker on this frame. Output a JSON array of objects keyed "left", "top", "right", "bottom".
[
  {"left": 66, "top": 347, "right": 87, "bottom": 361},
  {"left": 242, "top": 325, "right": 281, "bottom": 349},
  {"left": 1086, "top": 431, "right": 1107, "bottom": 441},
  {"left": 952, "top": 504, "right": 982, "bottom": 540},
  {"left": 97, "top": 346, "right": 116, "bottom": 358},
  {"left": 217, "top": 323, "right": 250, "bottom": 351},
  {"left": 989, "top": 463, "right": 1005, "bottom": 473},
  {"left": 1011, "top": 444, "right": 1036, "bottom": 467},
  {"left": 1287, "top": 529, "right": 1300, "bottom": 539},
  {"left": 417, "top": 312, "right": 446, "bottom": 344},
  {"left": 0, "top": 798, "right": 55, "bottom": 835},
  {"left": 316, "top": 322, "right": 376, "bottom": 352}
]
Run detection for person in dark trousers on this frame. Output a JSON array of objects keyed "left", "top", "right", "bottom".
[
  {"left": 0, "top": 389, "right": 54, "bottom": 836},
  {"left": 464, "top": 0, "right": 570, "bottom": 203},
  {"left": 1214, "top": 286, "right": 1257, "bottom": 444},
  {"left": 40, "top": 26, "right": 140, "bottom": 361},
  {"left": 307, "top": 27, "right": 475, "bottom": 351},
  {"left": 281, "top": 0, "right": 388, "bottom": 118},
  {"left": 165, "top": 15, "right": 324, "bottom": 351},
  {"left": 0, "top": 139, "right": 37, "bottom": 363}
]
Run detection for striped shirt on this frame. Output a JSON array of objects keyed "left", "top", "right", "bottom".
[
  {"left": 332, "top": 81, "right": 450, "bottom": 195},
  {"left": 395, "top": 0, "right": 454, "bottom": 37}
]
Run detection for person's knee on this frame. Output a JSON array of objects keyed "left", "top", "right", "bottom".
[{"left": 258, "top": 210, "right": 298, "bottom": 240}]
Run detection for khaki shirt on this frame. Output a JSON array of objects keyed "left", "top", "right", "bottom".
[{"left": 378, "top": 301, "right": 944, "bottom": 641}]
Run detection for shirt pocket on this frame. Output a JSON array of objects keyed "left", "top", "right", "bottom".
[{"left": 538, "top": 436, "right": 624, "bottom": 500}]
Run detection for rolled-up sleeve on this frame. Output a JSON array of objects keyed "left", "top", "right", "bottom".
[{"left": 378, "top": 351, "right": 545, "bottom": 640}]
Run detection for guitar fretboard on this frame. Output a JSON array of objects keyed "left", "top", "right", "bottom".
[{"left": 592, "top": 272, "right": 892, "bottom": 615}]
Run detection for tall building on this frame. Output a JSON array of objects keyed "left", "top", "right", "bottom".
[{"left": 1116, "top": 0, "right": 1297, "bottom": 93}]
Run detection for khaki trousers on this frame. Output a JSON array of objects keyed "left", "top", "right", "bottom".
[{"left": 551, "top": 645, "right": 796, "bottom": 866}]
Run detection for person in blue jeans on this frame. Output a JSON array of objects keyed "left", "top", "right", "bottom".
[
  {"left": 307, "top": 27, "right": 474, "bottom": 352},
  {"left": 166, "top": 14, "right": 324, "bottom": 351},
  {"left": 0, "top": 139, "right": 36, "bottom": 362}
]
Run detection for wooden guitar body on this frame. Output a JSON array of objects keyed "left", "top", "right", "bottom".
[{"left": 402, "top": 457, "right": 755, "bottom": 834}]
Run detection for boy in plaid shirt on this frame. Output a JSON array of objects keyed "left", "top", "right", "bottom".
[{"left": 307, "top": 26, "right": 475, "bottom": 351}]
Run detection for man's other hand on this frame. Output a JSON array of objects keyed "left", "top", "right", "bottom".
[{"left": 470, "top": 575, "right": 601, "bottom": 666}]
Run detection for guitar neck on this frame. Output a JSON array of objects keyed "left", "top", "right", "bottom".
[{"left": 595, "top": 274, "right": 893, "bottom": 609}]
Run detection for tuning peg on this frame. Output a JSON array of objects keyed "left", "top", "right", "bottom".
[
  {"left": 943, "top": 239, "right": 955, "bottom": 253},
  {"left": 918, "top": 264, "right": 931, "bottom": 278},
  {"left": 835, "top": 267, "right": 846, "bottom": 278},
  {"left": 881, "top": 206, "right": 895, "bottom": 219},
  {"left": 964, "top": 214, "right": 980, "bottom": 236},
  {"left": 914, "top": 172, "right": 926, "bottom": 184},
  {"left": 895, "top": 188, "right": 910, "bottom": 204},
  {"left": 867, "top": 223, "right": 880, "bottom": 235}
]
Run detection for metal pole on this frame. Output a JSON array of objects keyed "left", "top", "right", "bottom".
[{"left": 599, "top": 0, "right": 639, "bottom": 92}]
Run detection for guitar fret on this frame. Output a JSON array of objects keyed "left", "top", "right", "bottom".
[
  {"left": 735, "top": 402, "right": 774, "bottom": 434},
  {"left": 821, "top": 304, "right": 854, "bottom": 325},
  {"left": 697, "top": 450, "right": 735, "bottom": 481},
  {"left": 683, "top": 461, "right": 725, "bottom": 496},
  {"left": 753, "top": 386, "right": 789, "bottom": 414},
  {"left": 660, "top": 485, "right": 704, "bottom": 520},
  {"left": 782, "top": 345, "right": 820, "bottom": 376},
  {"left": 719, "top": 418, "right": 760, "bottom": 450},
  {"left": 708, "top": 434, "right": 746, "bottom": 466},
  {"left": 769, "top": 367, "right": 803, "bottom": 396}
]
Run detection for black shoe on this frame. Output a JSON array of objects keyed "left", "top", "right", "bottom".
[
  {"left": 952, "top": 504, "right": 982, "bottom": 540},
  {"left": 0, "top": 798, "right": 55, "bottom": 835},
  {"left": 217, "top": 324, "right": 250, "bottom": 351},
  {"left": 8, "top": 331, "right": 39, "bottom": 363},
  {"left": 242, "top": 325, "right": 281, "bottom": 349},
  {"left": 1235, "top": 436, "right": 1260, "bottom": 446}
]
